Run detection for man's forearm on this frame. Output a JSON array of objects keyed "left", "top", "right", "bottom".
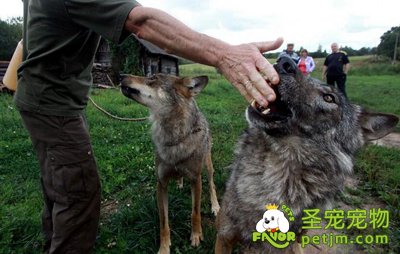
[
  {"left": 322, "top": 66, "right": 327, "bottom": 78},
  {"left": 125, "top": 6, "right": 227, "bottom": 67},
  {"left": 124, "top": 5, "right": 284, "bottom": 107},
  {"left": 344, "top": 64, "right": 350, "bottom": 74}
]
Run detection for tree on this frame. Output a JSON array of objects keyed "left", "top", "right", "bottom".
[
  {"left": 340, "top": 46, "right": 357, "bottom": 56},
  {"left": 377, "top": 26, "right": 400, "bottom": 61},
  {"left": 309, "top": 44, "right": 328, "bottom": 58},
  {"left": 109, "top": 35, "right": 143, "bottom": 76},
  {"left": 358, "top": 47, "right": 370, "bottom": 56},
  {"left": 0, "top": 17, "right": 23, "bottom": 60}
]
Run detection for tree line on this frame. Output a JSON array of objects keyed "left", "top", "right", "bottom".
[
  {"left": 265, "top": 26, "right": 399, "bottom": 61},
  {"left": 0, "top": 17, "right": 23, "bottom": 60}
]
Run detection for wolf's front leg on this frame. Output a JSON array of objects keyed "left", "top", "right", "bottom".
[
  {"left": 214, "top": 209, "right": 235, "bottom": 254},
  {"left": 215, "top": 234, "right": 233, "bottom": 254},
  {"left": 205, "top": 150, "right": 220, "bottom": 216},
  {"left": 190, "top": 174, "right": 203, "bottom": 246},
  {"left": 157, "top": 180, "right": 171, "bottom": 254}
]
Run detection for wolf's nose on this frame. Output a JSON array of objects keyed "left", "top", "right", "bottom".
[
  {"left": 118, "top": 74, "right": 128, "bottom": 84},
  {"left": 275, "top": 56, "right": 297, "bottom": 75}
]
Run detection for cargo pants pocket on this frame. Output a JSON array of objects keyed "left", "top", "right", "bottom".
[{"left": 47, "top": 143, "right": 100, "bottom": 203}]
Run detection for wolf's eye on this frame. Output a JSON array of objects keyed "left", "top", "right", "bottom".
[
  {"left": 271, "top": 216, "right": 275, "bottom": 220},
  {"left": 323, "top": 94, "right": 336, "bottom": 103}
]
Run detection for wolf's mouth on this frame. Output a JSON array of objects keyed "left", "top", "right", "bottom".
[
  {"left": 121, "top": 85, "right": 140, "bottom": 97},
  {"left": 251, "top": 88, "right": 292, "bottom": 121}
]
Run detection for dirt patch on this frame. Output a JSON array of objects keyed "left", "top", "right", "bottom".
[
  {"left": 302, "top": 177, "right": 387, "bottom": 254},
  {"left": 101, "top": 199, "right": 120, "bottom": 218}
]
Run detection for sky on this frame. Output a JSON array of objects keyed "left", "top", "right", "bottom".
[{"left": 1, "top": 0, "right": 399, "bottom": 53}]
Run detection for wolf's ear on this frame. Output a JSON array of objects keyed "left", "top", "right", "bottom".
[
  {"left": 186, "top": 76, "right": 209, "bottom": 96},
  {"left": 360, "top": 111, "right": 399, "bottom": 141}
]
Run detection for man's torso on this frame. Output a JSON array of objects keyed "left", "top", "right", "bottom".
[
  {"left": 324, "top": 52, "right": 349, "bottom": 76},
  {"left": 15, "top": 0, "right": 137, "bottom": 116}
]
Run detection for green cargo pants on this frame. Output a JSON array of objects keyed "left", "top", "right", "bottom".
[{"left": 20, "top": 111, "right": 101, "bottom": 254}]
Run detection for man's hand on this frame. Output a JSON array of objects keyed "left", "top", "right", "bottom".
[
  {"left": 216, "top": 38, "right": 283, "bottom": 107},
  {"left": 322, "top": 66, "right": 327, "bottom": 81},
  {"left": 343, "top": 63, "right": 350, "bottom": 75}
]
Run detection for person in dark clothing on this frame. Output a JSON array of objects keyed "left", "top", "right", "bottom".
[
  {"left": 322, "top": 42, "right": 350, "bottom": 97},
  {"left": 16, "top": 0, "right": 283, "bottom": 253}
]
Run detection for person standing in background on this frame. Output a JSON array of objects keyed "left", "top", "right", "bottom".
[
  {"left": 277, "top": 43, "right": 299, "bottom": 64},
  {"left": 297, "top": 49, "right": 315, "bottom": 77},
  {"left": 322, "top": 42, "right": 350, "bottom": 97}
]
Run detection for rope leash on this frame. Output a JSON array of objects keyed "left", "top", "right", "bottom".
[{"left": 88, "top": 96, "right": 148, "bottom": 122}]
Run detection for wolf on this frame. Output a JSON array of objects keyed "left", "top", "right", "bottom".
[
  {"left": 215, "top": 56, "right": 399, "bottom": 253},
  {"left": 120, "top": 73, "right": 220, "bottom": 254}
]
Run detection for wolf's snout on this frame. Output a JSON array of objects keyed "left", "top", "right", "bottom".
[
  {"left": 120, "top": 76, "right": 132, "bottom": 88},
  {"left": 275, "top": 56, "right": 297, "bottom": 75},
  {"left": 264, "top": 218, "right": 270, "bottom": 224},
  {"left": 118, "top": 74, "right": 128, "bottom": 83}
]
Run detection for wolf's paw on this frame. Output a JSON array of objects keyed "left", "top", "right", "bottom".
[
  {"left": 190, "top": 231, "right": 203, "bottom": 247},
  {"left": 157, "top": 244, "right": 170, "bottom": 254},
  {"left": 158, "top": 233, "right": 171, "bottom": 254},
  {"left": 211, "top": 202, "right": 220, "bottom": 216},
  {"left": 177, "top": 177, "right": 183, "bottom": 189}
]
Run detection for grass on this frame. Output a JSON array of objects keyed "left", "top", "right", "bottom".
[{"left": 0, "top": 56, "right": 399, "bottom": 253}]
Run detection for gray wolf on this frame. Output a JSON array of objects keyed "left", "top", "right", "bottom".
[
  {"left": 215, "top": 56, "right": 399, "bottom": 253},
  {"left": 120, "top": 73, "right": 220, "bottom": 254}
]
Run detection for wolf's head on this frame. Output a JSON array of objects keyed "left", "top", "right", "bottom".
[
  {"left": 247, "top": 56, "right": 398, "bottom": 152},
  {"left": 120, "top": 73, "right": 208, "bottom": 113}
]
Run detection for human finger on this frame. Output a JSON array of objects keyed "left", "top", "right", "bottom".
[
  {"left": 252, "top": 37, "right": 284, "bottom": 54},
  {"left": 241, "top": 78, "right": 270, "bottom": 107},
  {"left": 256, "top": 57, "right": 280, "bottom": 85},
  {"left": 248, "top": 71, "right": 276, "bottom": 102},
  {"left": 232, "top": 82, "right": 253, "bottom": 103}
]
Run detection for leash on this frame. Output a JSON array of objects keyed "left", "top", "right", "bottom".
[{"left": 88, "top": 96, "right": 148, "bottom": 122}]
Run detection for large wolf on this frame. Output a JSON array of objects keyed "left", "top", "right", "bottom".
[
  {"left": 120, "top": 73, "right": 220, "bottom": 254},
  {"left": 215, "top": 56, "right": 399, "bottom": 253}
]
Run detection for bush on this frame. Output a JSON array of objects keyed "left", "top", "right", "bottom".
[
  {"left": 109, "top": 36, "right": 143, "bottom": 76},
  {"left": 350, "top": 57, "right": 400, "bottom": 75},
  {"left": 0, "top": 18, "right": 23, "bottom": 60}
]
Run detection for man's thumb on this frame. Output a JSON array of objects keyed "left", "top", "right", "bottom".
[{"left": 253, "top": 37, "right": 284, "bottom": 53}]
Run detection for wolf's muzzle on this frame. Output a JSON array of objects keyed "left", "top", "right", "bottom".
[
  {"left": 275, "top": 56, "right": 297, "bottom": 75},
  {"left": 121, "top": 85, "right": 140, "bottom": 97}
]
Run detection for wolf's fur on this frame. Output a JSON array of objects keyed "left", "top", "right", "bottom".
[
  {"left": 215, "top": 57, "right": 399, "bottom": 253},
  {"left": 121, "top": 73, "right": 220, "bottom": 254}
]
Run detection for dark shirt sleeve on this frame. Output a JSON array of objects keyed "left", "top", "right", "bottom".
[
  {"left": 323, "top": 56, "right": 329, "bottom": 66},
  {"left": 342, "top": 54, "right": 350, "bottom": 64},
  {"left": 65, "top": 0, "right": 140, "bottom": 43}
]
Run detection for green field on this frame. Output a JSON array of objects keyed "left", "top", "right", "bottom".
[{"left": 0, "top": 56, "right": 399, "bottom": 253}]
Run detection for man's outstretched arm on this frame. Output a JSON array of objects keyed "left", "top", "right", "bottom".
[{"left": 124, "top": 6, "right": 283, "bottom": 107}]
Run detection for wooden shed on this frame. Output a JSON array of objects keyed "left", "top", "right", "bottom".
[{"left": 134, "top": 35, "right": 180, "bottom": 76}]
